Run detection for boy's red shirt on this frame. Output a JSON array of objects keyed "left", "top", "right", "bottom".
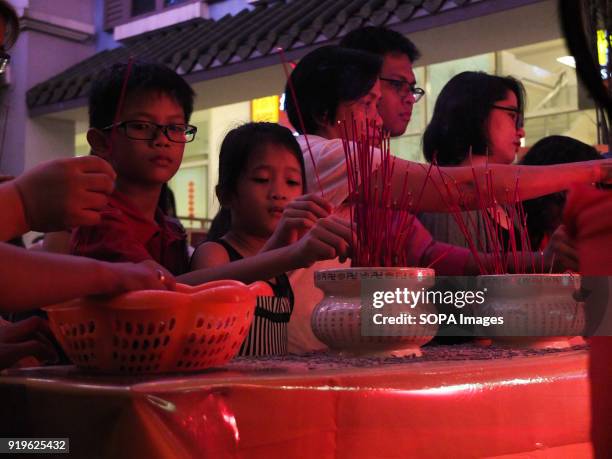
[{"left": 70, "top": 190, "right": 189, "bottom": 275}]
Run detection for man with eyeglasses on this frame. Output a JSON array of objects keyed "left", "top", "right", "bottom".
[
  {"left": 341, "top": 26, "right": 424, "bottom": 137},
  {"left": 339, "top": 27, "right": 475, "bottom": 277}
]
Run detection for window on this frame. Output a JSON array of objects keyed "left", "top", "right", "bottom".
[
  {"left": 501, "top": 39, "right": 597, "bottom": 146},
  {"left": 426, "top": 53, "right": 495, "bottom": 124},
  {"left": 131, "top": 0, "right": 156, "bottom": 16},
  {"left": 171, "top": 164, "right": 209, "bottom": 225},
  {"left": 105, "top": 0, "right": 200, "bottom": 30},
  {"left": 164, "top": 0, "right": 190, "bottom": 6}
]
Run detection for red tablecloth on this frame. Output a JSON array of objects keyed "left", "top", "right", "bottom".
[{"left": 0, "top": 347, "right": 591, "bottom": 458}]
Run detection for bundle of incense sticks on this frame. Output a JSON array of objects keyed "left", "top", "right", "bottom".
[
  {"left": 340, "top": 117, "right": 433, "bottom": 267},
  {"left": 429, "top": 151, "right": 543, "bottom": 275}
]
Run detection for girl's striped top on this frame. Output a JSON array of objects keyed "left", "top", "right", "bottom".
[{"left": 212, "top": 239, "right": 294, "bottom": 356}]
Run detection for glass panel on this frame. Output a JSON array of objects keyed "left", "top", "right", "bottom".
[
  {"left": 524, "top": 109, "right": 597, "bottom": 147},
  {"left": 426, "top": 53, "right": 495, "bottom": 124},
  {"left": 171, "top": 164, "right": 209, "bottom": 226},
  {"left": 164, "top": 0, "right": 189, "bottom": 6},
  {"left": 74, "top": 131, "right": 89, "bottom": 156},
  {"left": 390, "top": 135, "right": 425, "bottom": 163},
  {"left": 499, "top": 39, "right": 580, "bottom": 117},
  {"left": 405, "top": 67, "right": 426, "bottom": 135},
  {"left": 131, "top": 0, "right": 156, "bottom": 16},
  {"left": 183, "top": 109, "right": 210, "bottom": 161},
  {"left": 499, "top": 38, "right": 597, "bottom": 148}
]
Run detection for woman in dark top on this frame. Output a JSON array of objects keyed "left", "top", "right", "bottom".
[{"left": 419, "top": 71, "right": 526, "bottom": 251}]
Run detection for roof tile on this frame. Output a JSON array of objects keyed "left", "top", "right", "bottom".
[{"left": 28, "top": 0, "right": 480, "bottom": 111}]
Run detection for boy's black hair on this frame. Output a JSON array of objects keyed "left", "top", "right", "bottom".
[
  {"left": 284, "top": 45, "right": 382, "bottom": 135},
  {"left": 205, "top": 122, "right": 306, "bottom": 241},
  {"left": 422, "top": 71, "right": 526, "bottom": 165},
  {"left": 0, "top": 0, "right": 19, "bottom": 49},
  {"left": 88, "top": 61, "right": 195, "bottom": 129},
  {"left": 340, "top": 26, "right": 420, "bottom": 62}
]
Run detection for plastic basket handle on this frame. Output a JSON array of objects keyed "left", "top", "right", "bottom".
[
  {"left": 176, "top": 280, "right": 273, "bottom": 298},
  {"left": 175, "top": 280, "right": 245, "bottom": 295},
  {"left": 248, "top": 281, "right": 274, "bottom": 297},
  {"left": 183, "top": 281, "right": 271, "bottom": 305}
]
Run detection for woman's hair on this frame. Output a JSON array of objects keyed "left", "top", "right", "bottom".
[
  {"left": 206, "top": 122, "right": 306, "bottom": 240},
  {"left": 284, "top": 45, "right": 382, "bottom": 134},
  {"left": 0, "top": 0, "right": 19, "bottom": 49},
  {"left": 423, "top": 71, "right": 526, "bottom": 165},
  {"left": 519, "top": 135, "right": 602, "bottom": 248}
]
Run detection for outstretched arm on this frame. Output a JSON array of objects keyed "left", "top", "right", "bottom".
[
  {"left": 0, "top": 243, "right": 173, "bottom": 311},
  {"left": 390, "top": 158, "right": 609, "bottom": 212},
  {"left": 184, "top": 216, "right": 353, "bottom": 285}
]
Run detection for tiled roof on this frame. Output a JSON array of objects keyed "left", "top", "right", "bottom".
[{"left": 27, "top": 0, "right": 481, "bottom": 113}]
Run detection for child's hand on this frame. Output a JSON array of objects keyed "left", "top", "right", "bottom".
[
  {"left": 263, "top": 194, "right": 332, "bottom": 251},
  {"left": 290, "top": 215, "right": 354, "bottom": 267},
  {"left": 0, "top": 317, "right": 58, "bottom": 370},
  {"left": 14, "top": 156, "right": 116, "bottom": 232},
  {"left": 106, "top": 261, "right": 176, "bottom": 294}
]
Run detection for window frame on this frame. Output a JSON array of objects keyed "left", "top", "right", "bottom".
[{"left": 104, "top": 0, "right": 202, "bottom": 30}]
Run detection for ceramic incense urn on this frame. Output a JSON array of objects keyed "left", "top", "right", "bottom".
[
  {"left": 311, "top": 267, "right": 437, "bottom": 357},
  {"left": 474, "top": 274, "right": 585, "bottom": 348}
]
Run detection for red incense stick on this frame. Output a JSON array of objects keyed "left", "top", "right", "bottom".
[
  {"left": 109, "top": 57, "right": 135, "bottom": 158},
  {"left": 276, "top": 47, "right": 324, "bottom": 197}
]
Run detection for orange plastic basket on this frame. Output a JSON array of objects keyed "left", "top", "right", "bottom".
[{"left": 43, "top": 280, "right": 272, "bottom": 374}]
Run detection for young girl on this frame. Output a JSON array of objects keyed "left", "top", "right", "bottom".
[{"left": 187, "top": 122, "right": 353, "bottom": 356}]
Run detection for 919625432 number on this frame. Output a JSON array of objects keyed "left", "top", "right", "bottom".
[{"left": 0, "top": 438, "right": 69, "bottom": 454}]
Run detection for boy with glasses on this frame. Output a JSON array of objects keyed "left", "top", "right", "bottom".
[
  {"left": 0, "top": 3, "right": 173, "bottom": 369},
  {"left": 70, "top": 62, "right": 196, "bottom": 275}
]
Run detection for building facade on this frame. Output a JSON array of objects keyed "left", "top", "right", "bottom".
[{"left": 3, "top": 0, "right": 601, "bottom": 227}]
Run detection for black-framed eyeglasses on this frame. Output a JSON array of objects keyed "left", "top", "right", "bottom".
[
  {"left": 0, "top": 52, "right": 11, "bottom": 75},
  {"left": 102, "top": 120, "right": 197, "bottom": 143},
  {"left": 379, "top": 77, "right": 425, "bottom": 102},
  {"left": 492, "top": 105, "right": 524, "bottom": 129}
]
